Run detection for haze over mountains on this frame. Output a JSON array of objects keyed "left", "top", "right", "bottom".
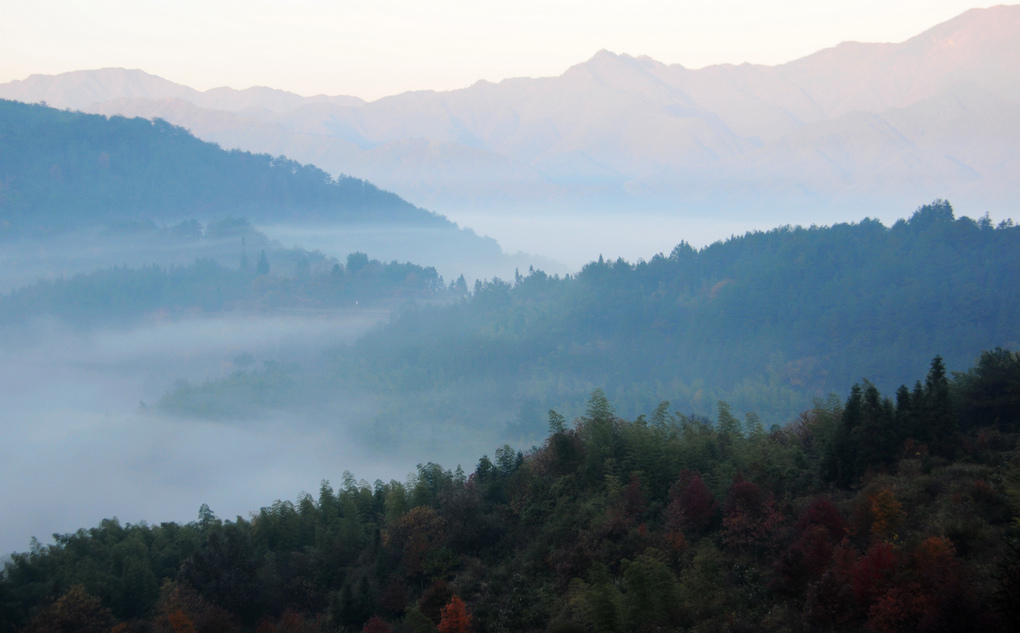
[
  {"left": 2, "top": 4, "right": 1017, "bottom": 255},
  {"left": 0, "top": 99, "right": 565, "bottom": 287},
  {"left": 4, "top": 8, "right": 1020, "bottom": 621}
]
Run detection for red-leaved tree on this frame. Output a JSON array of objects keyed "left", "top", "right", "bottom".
[
  {"left": 362, "top": 616, "right": 394, "bottom": 633},
  {"left": 853, "top": 541, "right": 899, "bottom": 608},
  {"left": 438, "top": 595, "right": 472, "bottom": 633},
  {"left": 806, "top": 539, "right": 859, "bottom": 627},
  {"left": 795, "top": 497, "right": 847, "bottom": 543},
  {"left": 722, "top": 479, "right": 783, "bottom": 555},
  {"left": 663, "top": 471, "right": 718, "bottom": 546},
  {"left": 775, "top": 497, "right": 848, "bottom": 593},
  {"left": 867, "top": 536, "right": 973, "bottom": 633}
]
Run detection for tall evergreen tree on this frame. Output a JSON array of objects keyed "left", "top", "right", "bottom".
[
  {"left": 823, "top": 384, "right": 863, "bottom": 486},
  {"left": 256, "top": 250, "right": 270, "bottom": 276},
  {"left": 924, "top": 356, "right": 955, "bottom": 456},
  {"left": 894, "top": 384, "right": 914, "bottom": 447},
  {"left": 858, "top": 382, "right": 896, "bottom": 472}
]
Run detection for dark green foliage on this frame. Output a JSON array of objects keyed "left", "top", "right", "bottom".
[
  {"left": 857, "top": 381, "right": 897, "bottom": 471},
  {"left": 992, "top": 532, "right": 1020, "bottom": 628},
  {"left": 3, "top": 355, "right": 1020, "bottom": 632},
  {"left": 405, "top": 607, "right": 440, "bottom": 633},
  {"left": 620, "top": 550, "right": 681, "bottom": 630},
  {"left": 924, "top": 356, "right": 956, "bottom": 456},
  {"left": 339, "top": 201, "right": 1020, "bottom": 428},
  {"left": 823, "top": 384, "right": 863, "bottom": 486},
  {"left": 179, "top": 520, "right": 265, "bottom": 624},
  {"left": 334, "top": 576, "right": 376, "bottom": 629},
  {"left": 824, "top": 354, "right": 981, "bottom": 486},
  {"left": 956, "top": 348, "right": 1020, "bottom": 432}
]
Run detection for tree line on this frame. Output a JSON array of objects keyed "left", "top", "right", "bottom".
[
  {"left": 185, "top": 200, "right": 1017, "bottom": 429},
  {"left": 0, "top": 248, "right": 458, "bottom": 328},
  {"left": 3, "top": 349, "right": 1020, "bottom": 632}
]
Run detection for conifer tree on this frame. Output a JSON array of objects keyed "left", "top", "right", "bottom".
[
  {"left": 823, "top": 384, "right": 863, "bottom": 486},
  {"left": 924, "top": 356, "right": 955, "bottom": 456},
  {"left": 256, "top": 250, "right": 270, "bottom": 276}
]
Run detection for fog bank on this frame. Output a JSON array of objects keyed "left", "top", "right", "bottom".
[{"left": 0, "top": 312, "right": 424, "bottom": 555}]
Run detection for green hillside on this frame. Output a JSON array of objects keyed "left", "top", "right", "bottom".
[
  {"left": 0, "top": 99, "right": 447, "bottom": 234},
  {"left": 166, "top": 201, "right": 1018, "bottom": 432}
]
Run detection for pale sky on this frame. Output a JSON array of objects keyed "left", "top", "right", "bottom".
[{"left": 0, "top": 1, "right": 1002, "bottom": 101}]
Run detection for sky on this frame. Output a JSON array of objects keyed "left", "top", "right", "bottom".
[{"left": 0, "top": 1, "right": 1001, "bottom": 101}]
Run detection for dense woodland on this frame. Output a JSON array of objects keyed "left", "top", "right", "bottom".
[
  {"left": 0, "top": 100, "right": 447, "bottom": 234},
  {"left": 349, "top": 201, "right": 1018, "bottom": 398},
  {"left": 3, "top": 96, "right": 1019, "bottom": 633},
  {"left": 0, "top": 245, "right": 457, "bottom": 328},
  {"left": 161, "top": 201, "right": 1020, "bottom": 429},
  {"left": 2, "top": 350, "right": 1020, "bottom": 633}
]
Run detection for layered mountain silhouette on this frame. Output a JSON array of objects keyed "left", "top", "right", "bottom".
[
  {"left": 2, "top": 5, "right": 1018, "bottom": 221},
  {"left": 0, "top": 99, "right": 547, "bottom": 280}
]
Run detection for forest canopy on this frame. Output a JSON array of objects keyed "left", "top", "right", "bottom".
[
  {"left": 3, "top": 350, "right": 1020, "bottom": 632},
  {"left": 159, "top": 201, "right": 1020, "bottom": 434}
]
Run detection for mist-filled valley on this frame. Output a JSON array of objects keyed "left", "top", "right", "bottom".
[
  {"left": 3, "top": 5, "right": 1020, "bottom": 632},
  {"left": 2, "top": 194, "right": 1017, "bottom": 561},
  {"left": 156, "top": 201, "right": 1020, "bottom": 432},
  {"left": 0, "top": 311, "right": 401, "bottom": 555}
]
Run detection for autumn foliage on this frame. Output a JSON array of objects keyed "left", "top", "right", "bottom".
[
  {"left": 362, "top": 616, "right": 394, "bottom": 633},
  {"left": 389, "top": 506, "right": 448, "bottom": 578},
  {"left": 438, "top": 595, "right": 472, "bottom": 633},
  {"left": 867, "top": 536, "right": 972, "bottom": 633},
  {"left": 869, "top": 488, "right": 904, "bottom": 541},
  {"left": 3, "top": 358, "right": 1019, "bottom": 633},
  {"left": 24, "top": 586, "right": 114, "bottom": 633},
  {"left": 722, "top": 479, "right": 783, "bottom": 552}
]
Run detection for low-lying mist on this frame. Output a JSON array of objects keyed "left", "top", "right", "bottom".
[
  {"left": 0, "top": 311, "right": 495, "bottom": 556},
  {"left": 444, "top": 207, "right": 756, "bottom": 270},
  {"left": 257, "top": 223, "right": 567, "bottom": 283},
  {"left": 439, "top": 197, "right": 1017, "bottom": 271}
]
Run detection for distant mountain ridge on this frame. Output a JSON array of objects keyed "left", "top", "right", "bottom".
[
  {"left": 0, "top": 67, "right": 365, "bottom": 113},
  {"left": 0, "top": 99, "right": 535, "bottom": 280},
  {"left": 2, "top": 5, "right": 1018, "bottom": 222},
  {"left": 0, "top": 99, "right": 438, "bottom": 231}
]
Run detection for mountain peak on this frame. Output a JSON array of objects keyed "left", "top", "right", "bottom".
[
  {"left": 0, "top": 68, "right": 197, "bottom": 110},
  {"left": 590, "top": 48, "right": 621, "bottom": 60}
]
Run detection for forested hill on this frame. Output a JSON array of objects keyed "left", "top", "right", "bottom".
[
  {"left": 0, "top": 99, "right": 448, "bottom": 235},
  {"left": 3, "top": 352, "right": 1020, "bottom": 632},
  {"left": 341, "top": 201, "right": 1020, "bottom": 424}
]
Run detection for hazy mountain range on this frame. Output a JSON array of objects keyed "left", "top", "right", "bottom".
[
  {"left": 2, "top": 5, "right": 1018, "bottom": 224},
  {"left": 0, "top": 100, "right": 564, "bottom": 285}
]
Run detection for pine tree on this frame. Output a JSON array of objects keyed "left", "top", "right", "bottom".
[
  {"left": 823, "top": 384, "right": 863, "bottom": 486},
  {"left": 256, "top": 250, "right": 270, "bottom": 276},
  {"left": 858, "top": 381, "right": 896, "bottom": 472},
  {"left": 894, "top": 384, "right": 914, "bottom": 449},
  {"left": 924, "top": 356, "right": 955, "bottom": 456}
]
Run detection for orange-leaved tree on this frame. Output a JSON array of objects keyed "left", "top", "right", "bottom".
[
  {"left": 363, "top": 616, "right": 394, "bottom": 633},
  {"left": 869, "top": 488, "right": 904, "bottom": 542},
  {"left": 438, "top": 595, "right": 472, "bottom": 633},
  {"left": 24, "top": 586, "right": 114, "bottom": 633}
]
